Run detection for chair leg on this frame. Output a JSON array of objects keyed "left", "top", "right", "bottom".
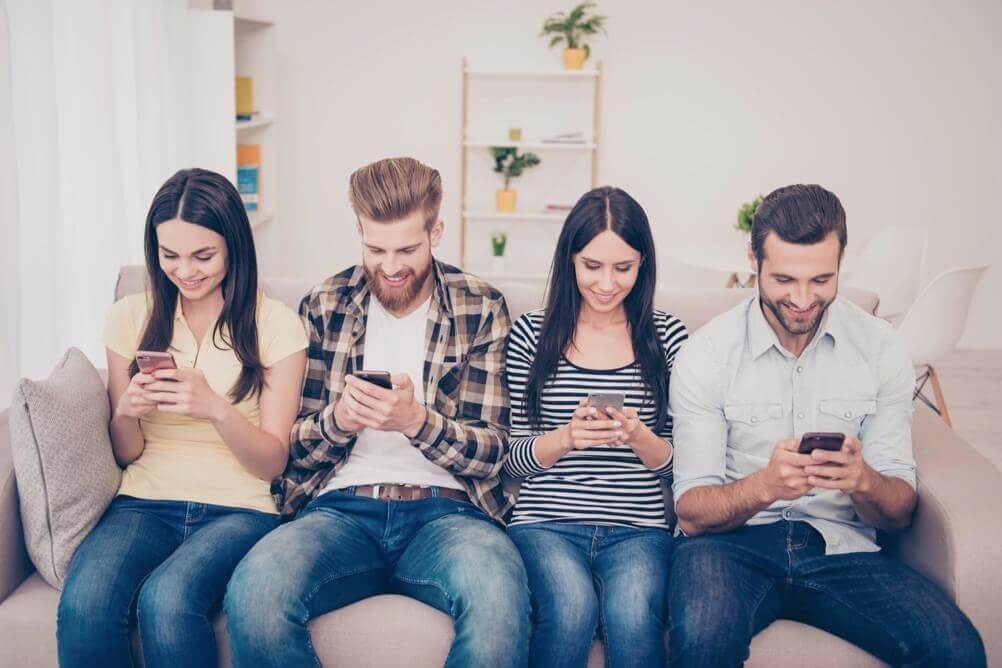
[{"left": 928, "top": 365, "right": 952, "bottom": 427}]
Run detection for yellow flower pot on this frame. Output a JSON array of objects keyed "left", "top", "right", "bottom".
[
  {"left": 563, "top": 48, "right": 587, "bottom": 70},
  {"left": 496, "top": 189, "right": 517, "bottom": 212}
]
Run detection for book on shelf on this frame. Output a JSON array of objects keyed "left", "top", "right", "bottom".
[
  {"left": 543, "top": 204, "right": 573, "bottom": 212},
  {"left": 237, "top": 144, "right": 260, "bottom": 212},
  {"left": 235, "top": 76, "right": 255, "bottom": 121}
]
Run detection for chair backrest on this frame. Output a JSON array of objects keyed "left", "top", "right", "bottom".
[
  {"left": 846, "top": 227, "right": 928, "bottom": 320},
  {"left": 896, "top": 265, "right": 988, "bottom": 367}
]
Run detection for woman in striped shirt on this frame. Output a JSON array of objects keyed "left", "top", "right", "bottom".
[{"left": 503, "top": 186, "right": 687, "bottom": 667}]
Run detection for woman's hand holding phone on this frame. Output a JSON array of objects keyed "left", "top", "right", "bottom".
[
  {"left": 603, "top": 406, "right": 645, "bottom": 447},
  {"left": 145, "top": 368, "right": 228, "bottom": 422},
  {"left": 562, "top": 399, "right": 624, "bottom": 450},
  {"left": 115, "top": 372, "right": 158, "bottom": 420}
]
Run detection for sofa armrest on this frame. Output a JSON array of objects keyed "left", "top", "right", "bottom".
[
  {"left": 885, "top": 405, "right": 1002, "bottom": 664},
  {"left": 0, "top": 406, "right": 33, "bottom": 604}
]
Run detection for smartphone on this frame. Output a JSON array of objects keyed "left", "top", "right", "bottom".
[
  {"left": 354, "top": 370, "right": 393, "bottom": 390},
  {"left": 135, "top": 350, "right": 177, "bottom": 374},
  {"left": 587, "top": 392, "right": 625, "bottom": 414},
  {"left": 798, "top": 432, "right": 845, "bottom": 455}
]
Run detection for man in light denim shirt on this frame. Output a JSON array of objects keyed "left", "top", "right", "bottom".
[{"left": 667, "top": 185, "right": 984, "bottom": 667}]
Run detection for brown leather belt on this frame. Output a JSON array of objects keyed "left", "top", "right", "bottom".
[{"left": 350, "top": 484, "right": 470, "bottom": 503}]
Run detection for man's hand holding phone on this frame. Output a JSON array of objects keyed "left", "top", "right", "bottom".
[
  {"left": 336, "top": 371, "right": 427, "bottom": 438},
  {"left": 754, "top": 438, "right": 815, "bottom": 503},
  {"left": 804, "top": 435, "right": 875, "bottom": 494}
]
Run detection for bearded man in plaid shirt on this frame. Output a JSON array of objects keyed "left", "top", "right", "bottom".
[{"left": 224, "top": 157, "right": 530, "bottom": 667}]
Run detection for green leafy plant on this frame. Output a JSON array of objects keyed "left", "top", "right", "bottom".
[
  {"left": 490, "top": 147, "right": 541, "bottom": 190},
  {"left": 491, "top": 232, "right": 507, "bottom": 257},
  {"left": 736, "top": 195, "right": 764, "bottom": 234},
  {"left": 540, "top": 1, "right": 607, "bottom": 59}
]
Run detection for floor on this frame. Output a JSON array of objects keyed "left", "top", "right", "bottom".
[{"left": 933, "top": 350, "right": 1002, "bottom": 471}]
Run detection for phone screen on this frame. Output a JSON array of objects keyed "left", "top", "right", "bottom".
[
  {"left": 354, "top": 370, "right": 392, "bottom": 389},
  {"left": 136, "top": 351, "right": 177, "bottom": 374},
  {"left": 587, "top": 392, "right": 625, "bottom": 413}
]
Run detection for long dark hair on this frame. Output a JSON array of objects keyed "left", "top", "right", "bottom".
[
  {"left": 525, "top": 186, "right": 669, "bottom": 431},
  {"left": 129, "top": 168, "right": 264, "bottom": 403}
]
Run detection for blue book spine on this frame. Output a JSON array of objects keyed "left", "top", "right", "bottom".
[{"left": 237, "top": 165, "right": 259, "bottom": 211}]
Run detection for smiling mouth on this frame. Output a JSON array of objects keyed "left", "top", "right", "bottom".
[
  {"left": 592, "top": 291, "right": 618, "bottom": 303},
  {"left": 178, "top": 277, "right": 206, "bottom": 290},
  {"left": 381, "top": 273, "right": 411, "bottom": 287},
  {"left": 783, "top": 302, "right": 817, "bottom": 317}
]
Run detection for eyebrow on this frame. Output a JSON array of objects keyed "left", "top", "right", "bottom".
[
  {"left": 770, "top": 272, "right": 835, "bottom": 280},
  {"left": 159, "top": 245, "right": 218, "bottom": 254},
  {"left": 580, "top": 256, "right": 636, "bottom": 265},
  {"left": 366, "top": 243, "right": 421, "bottom": 252}
]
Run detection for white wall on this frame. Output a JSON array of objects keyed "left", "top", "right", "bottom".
[
  {"left": 198, "top": 2, "right": 1002, "bottom": 349},
  {"left": 0, "top": 0, "right": 20, "bottom": 405}
]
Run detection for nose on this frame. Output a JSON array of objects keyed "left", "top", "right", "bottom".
[
  {"left": 381, "top": 255, "right": 401, "bottom": 276},
  {"left": 176, "top": 261, "right": 199, "bottom": 280},
  {"left": 597, "top": 268, "right": 615, "bottom": 292},
  {"left": 790, "top": 283, "right": 811, "bottom": 308}
]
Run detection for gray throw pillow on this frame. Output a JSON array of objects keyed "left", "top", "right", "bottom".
[{"left": 8, "top": 348, "right": 121, "bottom": 589}]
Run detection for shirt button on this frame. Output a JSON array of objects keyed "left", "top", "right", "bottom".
[
  {"left": 844, "top": 411, "right": 853, "bottom": 418},
  {"left": 797, "top": 412, "right": 805, "bottom": 419},
  {"left": 796, "top": 366, "right": 804, "bottom": 373},
  {"left": 750, "top": 416, "right": 758, "bottom": 424}
]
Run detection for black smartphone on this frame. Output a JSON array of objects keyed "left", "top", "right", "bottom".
[
  {"left": 353, "top": 370, "right": 392, "bottom": 390},
  {"left": 587, "top": 392, "right": 625, "bottom": 414},
  {"left": 798, "top": 432, "right": 845, "bottom": 455}
]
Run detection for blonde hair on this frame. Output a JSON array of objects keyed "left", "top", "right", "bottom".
[{"left": 348, "top": 157, "right": 442, "bottom": 229}]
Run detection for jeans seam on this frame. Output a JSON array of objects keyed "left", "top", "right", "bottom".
[
  {"left": 793, "top": 579, "right": 912, "bottom": 659},
  {"left": 594, "top": 571, "right": 610, "bottom": 668},
  {"left": 744, "top": 577, "right": 779, "bottom": 648},
  {"left": 391, "top": 575, "right": 456, "bottom": 617}
]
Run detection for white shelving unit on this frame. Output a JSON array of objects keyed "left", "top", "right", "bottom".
[
  {"left": 459, "top": 58, "right": 602, "bottom": 277},
  {"left": 233, "top": 7, "right": 278, "bottom": 232}
]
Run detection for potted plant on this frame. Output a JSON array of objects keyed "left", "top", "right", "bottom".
[
  {"left": 491, "top": 232, "right": 507, "bottom": 273},
  {"left": 736, "top": 195, "right": 764, "bottom": 234},
  {"left": 490, "top": 146, "right": 541, "bottom": 212},
  {"left": 541, "top": 2, "right": 607, "bottom": 70}
]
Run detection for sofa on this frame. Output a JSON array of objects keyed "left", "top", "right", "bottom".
[{"left": 1, "top": 267, "right": 1000, "bottom": 667}]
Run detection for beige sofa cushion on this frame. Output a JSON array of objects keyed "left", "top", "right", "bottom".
[{"left": 7, "top": 348, "right": 120, "bottom": 589}]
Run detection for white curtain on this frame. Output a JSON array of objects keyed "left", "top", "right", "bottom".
[{"left": 4, "top": 0, "right": 200, "bottom": 385}]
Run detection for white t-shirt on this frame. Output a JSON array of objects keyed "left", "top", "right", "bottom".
[{"left": 321, "top": 295, "right": 463, "bottom": 493}]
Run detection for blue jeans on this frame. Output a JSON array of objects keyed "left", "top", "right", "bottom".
[
  {"left": 508, "top": 522, "right": 672, "bottom": 668},
  {"left": 224, "top": 489, "right": 531, "bottom": 667},
  {"left": 668, "top": 520, "right": 986, "bottom": 667},
  {"left": 57, "top": 495, "right": 278, "bottom": 668}
]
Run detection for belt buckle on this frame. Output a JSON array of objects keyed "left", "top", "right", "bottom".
[{"left": 372, "top": 484, "right": 382, "bottom": 500}]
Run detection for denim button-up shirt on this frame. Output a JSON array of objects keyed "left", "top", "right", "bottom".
[{"left": 669, "top": 296, "right": 916, "bottom": 554}]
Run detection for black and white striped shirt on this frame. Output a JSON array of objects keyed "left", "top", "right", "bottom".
[{"left": 504, "top": 309, "right": 688, "bottom": 528}]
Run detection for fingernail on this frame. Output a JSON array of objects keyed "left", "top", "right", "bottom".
[
  {"left": 616, "top": 431, "right": 623, "bottom": 437},
  {"left": 613, "top": 421, "right": 621, "bottom": 427}
]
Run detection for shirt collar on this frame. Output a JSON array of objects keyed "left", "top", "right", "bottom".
[{"left": 748, "top": 296, "right": 837, "bottom": 359}]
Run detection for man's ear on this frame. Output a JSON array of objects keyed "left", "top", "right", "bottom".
[
  {"left": 355, "top": 218, "right": 363, "bottom": 238},
  {"left": 430, "top": 218, "right": 444, "bottom": 248},
  {"left": 747, "top": 243, "right": 759, "bottom": 274}
]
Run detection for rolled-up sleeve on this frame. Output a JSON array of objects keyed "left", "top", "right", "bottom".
[
  {"left": 860, "top": 330, "right": 917, "bottom": 488},
  {"left": 669, "top": 336, "right": 730, "bottom": 502}
]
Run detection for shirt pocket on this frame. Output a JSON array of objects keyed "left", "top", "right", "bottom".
[
  {"left": 724, "top": 402, "right": 784, "bottom": 453},
  {"left": 817, "top": 398, "right": 877, "bottom": 439}
]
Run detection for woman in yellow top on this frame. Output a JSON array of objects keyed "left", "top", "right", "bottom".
[{"left": 56, "top": 168, "right": 308, "bottom": 668}]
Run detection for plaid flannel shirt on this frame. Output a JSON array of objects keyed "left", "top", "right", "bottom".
[{"left": 272, "top": 260, "right": 514, "bottom": 521}]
